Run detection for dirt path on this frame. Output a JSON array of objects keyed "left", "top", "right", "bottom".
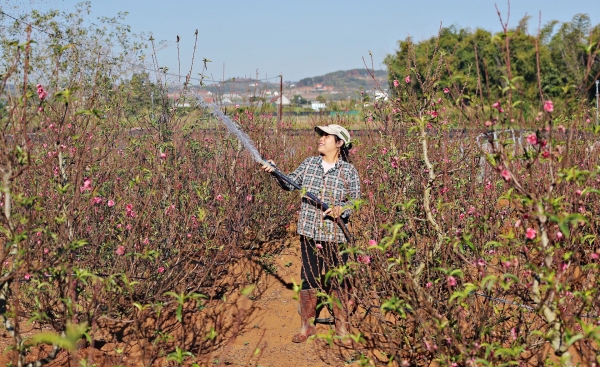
[{"left": 213, "top": 243, "right": 358, "bottom": 367}]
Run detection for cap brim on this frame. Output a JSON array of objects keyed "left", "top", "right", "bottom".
[{"left": 314, "top": 126, "right": 335, "bottom": 135}]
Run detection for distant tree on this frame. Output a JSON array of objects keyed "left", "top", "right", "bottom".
[
  {"left": 292, "top": 94, "right": 308, "bottom": 105},
  {"left": 385, "top": 14, "right": 600, "bottom": 106},
  {"left": 122, "top": 72, "right": 160, "bottom": 117}
]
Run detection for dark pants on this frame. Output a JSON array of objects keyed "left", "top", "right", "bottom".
[{"left": 300, "top": 235, "right": 349, "bottom": 291}]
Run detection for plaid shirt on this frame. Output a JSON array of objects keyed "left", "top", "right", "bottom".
[{"left": 276, "top": 156, "right": 360, "bottom": 243}]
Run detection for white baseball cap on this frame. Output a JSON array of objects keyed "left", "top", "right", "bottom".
[{"left": 314, "top": 124, "right": 351, "bottom": 147}]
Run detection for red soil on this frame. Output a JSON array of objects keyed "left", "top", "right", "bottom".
[{"left": 0, "top": 241, "right": 360, "bottom": 367}]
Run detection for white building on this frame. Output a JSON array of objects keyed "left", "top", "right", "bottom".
[{"left": 311, "top": 102, "right": 326, "bottom": 111}]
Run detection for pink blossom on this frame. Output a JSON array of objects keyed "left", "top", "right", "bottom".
[
  {"left": 43, "top": 248, "right": 49, "bottom": 254},
  {"left": 485, "top": 120, "right": 493, "bottom": 127},
  {"left": 501, "top": 169, "right": 511, "bottom": 181},
  {"left": 357, "top": 254, "right": 371, "bottom": 264},
  {"left": 511, "top": 327, "right": 517, "bottom": 341},
  {"left": 368, "top": 239, "right": 377, "bottom": 247},
  {"left": 426, "top": 282, "right": 433, "bottom": 288},
  {"left": 514, "top": 219, "right": 521, "bottom": 228},
  {"left": 447, "top": 276, "right": 457, "bottom": 287},
  {"left": 216, "top": 194, "right": 224, "bottom": 202},
  {"left": 246, "top": 195, "right": 253, "bottom": 202},
  {"left": 492, "top": 101, "right": 501, "bottom": 110},
  {"left": 125, "top": 204, "right": 136, "bottom": 218},
  {"left": 526, "top": 228, "right": 537, "bottom": 240},
  {"left": 575, "top": 189, "right": 582, "bottom": 196},
  {"left": 543, "top": 100, "right": 554, "bottom": 113},
  {"left": 443, "top": 87, "right": 450, "bottom": 94},
  {"left": 143, "top": 238, "right": 150, "bottom": 245},
  {"left": 115, "top": 246, "right": 125, "bottom": 256},
  {"left": 92, "top": 197, "right": 102, "bottom": 205},
  {"left": 404, "top": 75, "right": 410, "bottom": 84},
  {"left": 477, "top": 258, "right": 486, "bottom": 267},
  {"left": 36, "top": 84, "right": 48, "bottom": 100},
  {"left": 235, "top": 104, "right": 240, "bottom": 108},
  {"left": 381, "top": 147, "right": 388, "bottom": 154},
  {"left": 187, "top": 233, "right": 192, "bottom": 238},
  {"left": 502, "top": 261, "right": 511, "bottom": 268},
  {"left": 526, "top": 133, "right": 537, "bottom": 145},
  {"left": 557, "top": 125, "right": 566, "bottom": 133},
  {"left": 591, "top": 253, "right": 599, "bottom": 260},
  {"left": 393, "top": 79, "right": 399, "bottom": 87},
  {"left": 24, "top": 273, "right": 31, "bottom": 280},
  {"left": 430, "top": 111, "right": 438, "bottom": 118},
  {"left": 555, "top": 231, "right": 563, "bottom": 240},
  {"left": 542, "top": 151, "right": 550, "bottom": 158},
  {"left": 315, "top": 243, "right": 323, "bottom": 249},
  {"left": 485, "top": 181, "right": 492, "bottom": 190},
  {"left": 158, "top": 266, "right": 165, "bottom": 273},
  {"left": 159, "top": 152, "right": 167, "bottom": 159},
  {"left": 80, "top": 177, "right": 92, "bottom": 192},
  {"left": 107, "top": 200, "right": 115, "bottom": 207}
]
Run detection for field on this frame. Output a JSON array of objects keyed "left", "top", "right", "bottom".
[{"left": 2, "top": 5, "right": 600, "bottom": 367}]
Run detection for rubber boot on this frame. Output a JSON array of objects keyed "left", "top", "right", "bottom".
[
  {"left": 331, "top": 289, "right": 351, "bottom": 346},
  {"left": 292, "top": 289, "right": 317, "bottom": 343}
]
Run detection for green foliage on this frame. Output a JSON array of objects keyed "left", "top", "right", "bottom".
[{"left": 385, "top": 14, "right": 600, "bottom": 107}]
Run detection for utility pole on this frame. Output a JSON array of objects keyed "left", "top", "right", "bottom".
[
  {"left": 279, "top": 74, "right": 283, "bottom": 127},
  {"left": 596, "top": 80, "right": 600, "bottom": 125}
]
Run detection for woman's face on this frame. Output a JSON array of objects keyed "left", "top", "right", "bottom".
[{"left": 317, "top": 133, "right": 342, "bottom": 155}]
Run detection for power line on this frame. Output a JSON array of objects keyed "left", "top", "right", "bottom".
[{"left": 0, "top": 9, "right": 282, "bottom": 86}]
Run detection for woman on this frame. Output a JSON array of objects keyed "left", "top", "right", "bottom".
[{"left": 262, "top": 124, "right": 360, "bottom": 343}]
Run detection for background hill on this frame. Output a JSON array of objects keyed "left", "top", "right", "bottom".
[{"left": 295, "top": 68, "right": 387, "bottom": 90}]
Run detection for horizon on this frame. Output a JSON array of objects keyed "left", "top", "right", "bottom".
[{"left": 2, "top": 0, "right": 599, "bottom": 83}]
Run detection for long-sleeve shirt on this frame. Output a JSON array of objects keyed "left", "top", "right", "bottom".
[{"left": 275, "top": 156, "right": 360, "bottom": 243}]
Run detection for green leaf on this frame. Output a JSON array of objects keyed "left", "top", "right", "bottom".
[
  {"left": 240, "top": 284, "right": 256, "bottom": 297},
  {"left": 29, "top": 322, "right": 87, "bottom": 351}
]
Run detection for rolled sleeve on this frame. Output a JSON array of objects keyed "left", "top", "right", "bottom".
[{"left": 341, "top": 165, "right": 361, "bottom": 219}]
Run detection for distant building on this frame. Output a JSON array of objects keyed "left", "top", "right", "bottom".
[
  {"left": 375, "top": 92, "right": 389, "bottom": 101},
  {"left": 311, "top": 102, "right": 326, "bottom": 111},
  {"left": 270, "top": 94, "right": 291, "bottom": 106}
]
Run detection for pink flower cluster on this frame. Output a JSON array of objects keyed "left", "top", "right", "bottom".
[
  {"left": 357, "top": 254, "right": 371, "bottom": 264},
  {"left": 80, "top": 178, "right": 92, "bottom": 193},
  {"left": 543, "top": 100, "right": 554, "bottom": 113},
  {"left": 492, "top": 101, "right": 504, "bottom": 113},
  {"left": 36, "top": 84, "right": 48, "bottom": 100},
  {"left": 125, "top": 204, "right": 137, "bottom": 218}
]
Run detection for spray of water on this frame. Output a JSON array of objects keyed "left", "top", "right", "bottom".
[{"left": 196, "top": 97, "right": 265, "bottom": 164}]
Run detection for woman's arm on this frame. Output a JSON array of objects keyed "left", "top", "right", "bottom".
[
  {"left": 341, "top": 165, "right": 361, "bottom": 219},
  {"left": 262, "top": 157, "right": 310, "bottom": 191}
]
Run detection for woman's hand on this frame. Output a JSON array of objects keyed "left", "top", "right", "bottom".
[
  {"left": 261, "top": 159, "right": 276, "bottom": 173},
  {"left": 323, "top": 206, "right": 344, "bottom": 218}
]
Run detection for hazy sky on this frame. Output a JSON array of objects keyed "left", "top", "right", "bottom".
[{"left": 3, "top": 0, "right": 599, "bottom": 82}]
